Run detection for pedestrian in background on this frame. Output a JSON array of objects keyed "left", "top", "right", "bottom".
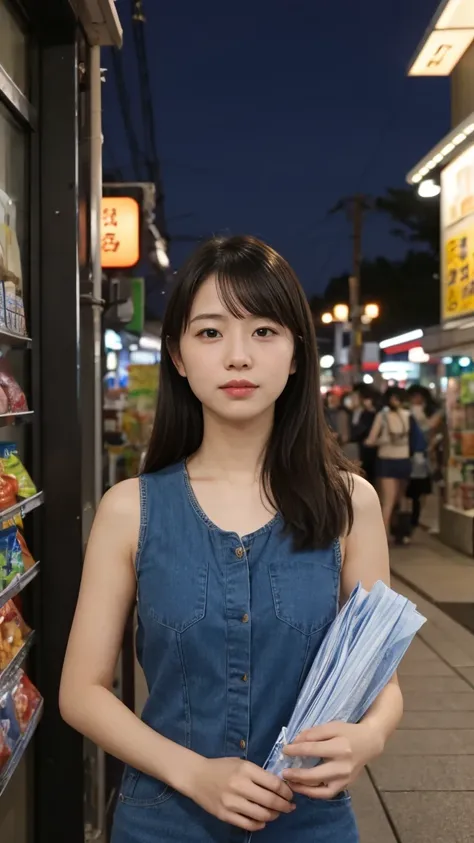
[
  {"left": 365, "top": 387, "right": 422, "bottom": 542},
  {"left": 349, "top": 385, "right": 379, "bottom": 486},
  {"left": 406, "top": 385, "right": 443, "bottom": 532},
  {"left": 324, "top": 390, "right": 350, "bottom": 448}
]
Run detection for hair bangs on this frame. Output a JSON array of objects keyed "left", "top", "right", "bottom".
[{"left": 213, "top": 267, "right": 290, "bottom": 329}]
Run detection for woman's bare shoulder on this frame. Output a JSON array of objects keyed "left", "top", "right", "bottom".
[{"left": 98, "top": 478, "right": 141, "bottom": 521}]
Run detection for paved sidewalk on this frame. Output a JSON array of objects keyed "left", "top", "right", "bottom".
[{"left": 352, "top": 532, "right": 474, "bottom": 843}]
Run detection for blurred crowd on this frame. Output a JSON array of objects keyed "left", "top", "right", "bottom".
[{"left": 324, "top": 384, "right": 444, "bottom": 545}]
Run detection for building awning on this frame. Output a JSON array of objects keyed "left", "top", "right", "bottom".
[
  {"left": 70, "top": 0, "right": 123, "bottom": 47},
  {"left": 422, "top": 319, "right": 474, "bottom": 355},
  {"left": 406, "top": 111, "right": 474, "bottom": 185},
  {"left": 408, "top": 0, "right": 474, "bottom": 77}
]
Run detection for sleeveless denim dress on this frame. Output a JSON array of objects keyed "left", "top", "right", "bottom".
[{"left": 111, "top": 463, "right": 359, "bottom": 843}]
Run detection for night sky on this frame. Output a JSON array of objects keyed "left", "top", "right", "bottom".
[{"left": 103, "top": 0, "right": 449, "bottom": 298}]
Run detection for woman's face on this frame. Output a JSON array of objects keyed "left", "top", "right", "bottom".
[
  {"left": 174, "top": 275, "right": 296, "bottom": 423},
  {"left": 389, "top": 394, "right": 401, "bottom": 410}
]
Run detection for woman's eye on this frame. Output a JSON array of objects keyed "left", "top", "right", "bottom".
[
  {"left": 198, "top": 328, "right": 221, "bottom": 339},
  {"left": 254, "top": 327, "right": 277, "bottom": 338}
]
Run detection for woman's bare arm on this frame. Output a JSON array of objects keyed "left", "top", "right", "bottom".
[
  {"left": 341, "top": 475, "right": 403, "bottom": 750},
  {"left": 59, "top": 480, "right": 202, "bottom": 795}
]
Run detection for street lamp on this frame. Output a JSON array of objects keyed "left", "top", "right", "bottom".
[
  {"left": 333, "top": 303, "right": 349, "bottom": 323},
  {"left": 364, "top": 302, "right": 379, "bottom": 320},
  {"left": 321, "top": 312, "right": 333, "bottom": 324}
]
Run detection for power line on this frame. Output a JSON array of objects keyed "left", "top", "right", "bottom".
[{"left": 110, "top": 47, "right": 143, "bottom": 180}]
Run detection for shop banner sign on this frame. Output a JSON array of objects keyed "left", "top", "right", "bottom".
[
  {"left": 101, "top": 197, "right": 140, "bottom": 269},
  {"left": 125, "top": 277, "right": 145, "bottom": 334},
  {"left": 441, "top": 143, "right": 474, "bottom": 321}
]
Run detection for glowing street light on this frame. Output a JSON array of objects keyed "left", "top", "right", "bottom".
[
  {"left": 321, "top": 312, "right": 333, "bottom": 324},
  {"left": 333, "top": 303, "right": 349, "bottom": 322},
  {"left": 364, "top": 303, "right": 379, "bottom": 320}
]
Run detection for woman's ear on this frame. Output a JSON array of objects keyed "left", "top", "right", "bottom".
[{"left": 167, "top": 337, "right": 187, "bottom": 378}]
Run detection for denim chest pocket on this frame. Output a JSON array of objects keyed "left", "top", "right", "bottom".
[
  {"left": 269, "top": 550, "right": 339, "bottom": 635},
  {"left": 139, "top": 542, "right": 209, "bottom": 633}
]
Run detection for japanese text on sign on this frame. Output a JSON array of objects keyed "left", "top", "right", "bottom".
[
  {"left": 101, "top": 197, "right": 140, "bottom": 269},
  {"left": 443, "top": 227, "right": 474, "bottom": 319}
]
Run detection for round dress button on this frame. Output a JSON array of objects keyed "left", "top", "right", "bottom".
[
  {"left": 241, "top": 613, "right": 249, "bottom": 623},
  {"left": 242, "top": 673, "right": 248, "bottom": 682},
  {"left": 235, "top": 546, "right": 244, "bottom": 558},
  {"left": 240, "top": 739, "right": 246, "bottom": 750}
]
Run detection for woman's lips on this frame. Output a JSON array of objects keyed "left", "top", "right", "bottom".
[{"left": 220, "top": 381, "right": 258, "bottom": 399}]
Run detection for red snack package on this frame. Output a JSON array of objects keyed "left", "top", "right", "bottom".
[
  {"left": 0, "top": 373, "right": 28, "bottom": 413},
  {"left": 0, "top": 473, "right": 18, "bottom": 511},
  {"left": 12, "top": 671, "right": 41, "bottom": 733}
]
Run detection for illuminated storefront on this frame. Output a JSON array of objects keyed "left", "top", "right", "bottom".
[{"left": 407, "top": 0, "right": 474, "bottom": 554}]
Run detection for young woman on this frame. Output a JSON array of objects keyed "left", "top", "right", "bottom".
[
  {"left": 365, "top": 387, "right": 414, "bottom": 540},
  {"left": 60, "top": 236, "right": 402, "bottom": 843}
]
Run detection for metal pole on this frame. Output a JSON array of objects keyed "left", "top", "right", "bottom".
[
  {"left": 349, "top": 195, "right": 364, "bottom": 385},
  {"left": 89, "top": 43, "right": 106, "bottom": 841}
]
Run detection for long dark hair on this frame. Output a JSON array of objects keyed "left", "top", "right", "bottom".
[{"left": 144, "top": 235, "right": 354, "bottom": 550}]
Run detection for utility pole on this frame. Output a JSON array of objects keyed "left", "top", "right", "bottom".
[
  {"left": 330, "top": 194, "right": 370, "bottom": 385},
  {"left": 349, "top": 195, "right": 364, "bottom": 384}
]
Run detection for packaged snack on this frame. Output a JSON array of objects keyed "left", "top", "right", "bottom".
[
  {"left": 0, "top": 373, "right": 28, "bottom": 413},
  {"left": 0, "top": 526, "right": 24, "bottom": 590},
  {"left": 0, "top": 725, "right": 12, "bottom": 771},
  {"left": 17, "top": 532, "right": 35, "bottom": 571},
  {"left": 0, "top": 473, "right": 18, "bottom": 511},
  {"left": 0, "top": 444, "right": 36, "bottom": 500},
  {"left": 0, "top": 688, "right": 21, "bottom": 753},
  {"left": 0, "top": 387, "right": 8, "bottom": 415},
  {"left": 0, "top": 600, "right": 29, "bottom": 673},
  {"left": 12, "top": 672, "right": 41, "bottom": 733}
]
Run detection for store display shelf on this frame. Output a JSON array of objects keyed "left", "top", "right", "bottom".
[
  {"left": 0, "top": 632, "right": 35, "bottom": 694},
  {"left": 0, "top": 491, "right": 44, "bottom": 528},
  {"left": 0, "top": 561, "right": 40, "bottom": 611},
  {"left": 0, "top": 699, "right": 43, "bottom": 798},
  {"left": 0, "top": 410, "right": 34, "bottom": 427},
  {"left": 0, "top": 329, "right": 32, "bottom": 350}
]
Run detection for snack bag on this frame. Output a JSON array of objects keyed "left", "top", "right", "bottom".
[
  {"left": 17, "top": 532, "right": 35, "bottom": 571},
  {"left": 0, "top": 443, "right": 36, "bottom": 500},
  {"left": 0, "top": 725, "right": 12, "bottom": 771},
  {"left": 12, "top": 672, "right": 41, "bottom": 733},
  {"left": 0, "top": 526, "right": 24, "bottom": 590},
  {"left": 0, "top": 372, "right": 28, "bottom": 413},
  {"left": 0, "top": 600, "right": 30, "bottom": 673},
  {"left": 0, "top": 688, "right": 21, "bottom": 761}
]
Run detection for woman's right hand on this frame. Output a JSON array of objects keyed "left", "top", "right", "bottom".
[{"left": 186, "top": 756, "right": 296, "bottom": 832}]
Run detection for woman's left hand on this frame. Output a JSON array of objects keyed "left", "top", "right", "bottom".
[{"left": 281, "top": 721, "right": 384, "bottom": 800}]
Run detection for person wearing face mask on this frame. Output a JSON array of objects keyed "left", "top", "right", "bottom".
[
  {"left": 349, "top": 386, "right": 379, "bottom": 486},
  {"left": 406, "top": 385, "right": 443, "bottom": 531}
]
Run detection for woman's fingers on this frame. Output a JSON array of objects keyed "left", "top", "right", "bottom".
[{"left": 283, "top": 761, "right": 345, "bottom": 786}]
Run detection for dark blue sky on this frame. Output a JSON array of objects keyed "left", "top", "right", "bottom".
[{"left": 104, "top": 0, "right": 449, "bottom": 297}]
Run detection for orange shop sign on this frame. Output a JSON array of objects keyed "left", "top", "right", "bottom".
[{"left": 101, "top": 197, "right": 140, "bottom": 268}]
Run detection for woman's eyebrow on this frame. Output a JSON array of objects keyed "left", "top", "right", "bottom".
[{"left": 189, "top": 313, "right": 227, "bottom": 324}]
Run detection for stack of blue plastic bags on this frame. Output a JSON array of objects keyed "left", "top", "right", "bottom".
[{"left": 265, "top": 580, "right": 426, "bottom": 776}]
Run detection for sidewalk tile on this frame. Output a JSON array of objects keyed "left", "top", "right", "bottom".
[
  {"left": 370, "top": 754, "right": 474, "bottom": 790},
  {"left": 402, "top": 691, "right": 474, "bottom": 711},
  {"left": 350, "top": 770, "right": 397, "bottom": 843},
  {"left": 399, "top": 675, "right": 472, "bottom": 692},
  {"left": 401, "top": 711, "right": 474, "bottom": 729},
  {"left": 398, "top": 660, "right": 455, "bottom": 677},
  {"left": 458, "top": 667, "right": 474, "bottom": 688},
  {"left": 384, "top": 729, "right": 474, "bottom": 755},
  {"left": 382, "top": 792, "right": 474, "bottom": 843},
  {"left": 393, "top": 564, "right": 474, "bottom": 603}
]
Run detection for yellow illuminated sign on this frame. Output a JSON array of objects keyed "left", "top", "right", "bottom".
[{"left": 101, "top": 197, "right": 140, "bottom": 269}]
